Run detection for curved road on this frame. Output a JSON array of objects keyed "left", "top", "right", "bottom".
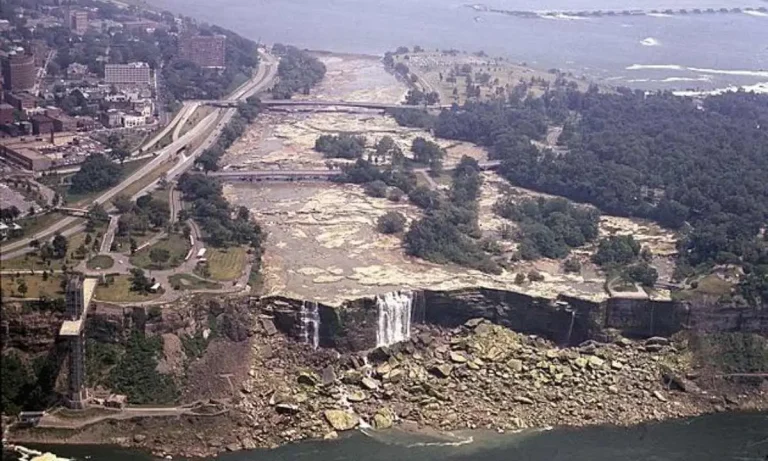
[{"left": 0, "top": 52, "right": 279, "bottom": 262}]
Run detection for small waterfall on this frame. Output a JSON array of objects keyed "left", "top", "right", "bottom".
[
  {"left": 376, "top": 291, "right": 413, "bottom": 348},
  {"left": 299, "top": 300, "right": 320, "bottom": 350},
  {"left": 564, "top": 307, "right": 576, "bottom": 345}
]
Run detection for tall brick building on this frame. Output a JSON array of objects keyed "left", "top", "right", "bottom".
[
  {"left": 2, "top": 52, "right": 36, "bottom": 92},
  {"left": 179, "top": 34, "right": 226, "bottom": 68},
  {"left": 69, "top": 10, "right": 89, "bottom": 35}
]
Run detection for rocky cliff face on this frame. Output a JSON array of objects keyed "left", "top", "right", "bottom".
[
  {"left": 261, "top": 288, "right": 768, "bottom": 353},
  {"left": 2, "top": 305, "right": 66, "bottom": 354}
]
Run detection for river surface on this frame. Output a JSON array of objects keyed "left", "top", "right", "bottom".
[
  {"left": 18, "top": 411, "right": 768, "bottom": 460},
  {"left": 148, "top": 0, "right": 768, "bottom": 92}
]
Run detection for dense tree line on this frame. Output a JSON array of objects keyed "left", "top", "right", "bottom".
[
  {"left": 499, "top": 90, "right": 768, "bottom": 298},
  {"left": 314, "top": 134, "right": 366, "bottom": 159},
  {"left": 115, "top": 193, "right": 170, "bottom": 239},
  {"left": 0, "top": 351, "right": 59, "bottom": 413},
  {"left": 109, "top": 331, "right": 178, "bottom": 404},
  {"left": 494, "top": 197, "right": 600, "bottom": 260},
  {"left": 271, "top": 44, "right": 327, "bottom": 99},
  {"left": 69, "top": 154, "right": 122, "bottom": 194},
  {"left": 195, "top": 98, "right": 260, "bottom": 172},
  {"left": 177, "top": 174, "right": 265, "bottom": 251},
  {"left": 162, "top": 25, "right": 260, "bottom": 102},
  {"left": 404, "top": 156, "right": 499, "bottom": 272},
  {"left": 389, "top": 84, "right": 768, "bottom": 305}
]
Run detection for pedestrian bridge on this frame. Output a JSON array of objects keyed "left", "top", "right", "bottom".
[{"left": 202, "top": 99, "right": 450, "bottom": 112}]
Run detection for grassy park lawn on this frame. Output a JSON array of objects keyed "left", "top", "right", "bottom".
[
  {"left": 672, "top": 274, "right": 733, "bottom": 301},
  {"left": 196, "top": 247, "right": 247, "bottom": 281},
  {"left": 2, "top": 231, "right": 92, "bottom": 271},
  {"left": 94, "top": 275, "right": 161, "bottom": 303},
  {"left": 86, "top": 255, "right": 115, "bottom": 270},
  {"left": 57, "top": 158, "right": 152, "bottom": 206},
  {"left": 129, "top": 233, "right": 190, "bottom": 270},
  {"left": 1, "top": 274, "right": 65, "bottom": 299},
  {"left": 168, "top": 273, "right": 222, "bottom": 291},
  {"left": 0, "top": 212, "right": 70, "bottom": 249}
]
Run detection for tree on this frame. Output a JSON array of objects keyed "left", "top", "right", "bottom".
[
  {"left": 593, "top": 235, "right": 641, "bottom": 267},
  {"left": 17, "top": 279, "right": 28, "bottom": 298},
  {"left": 88, "top": 203, "right": 109, "bottom": 223},
  {"left": 515, "top": 273, "right": 526, "bottom": 284},
  {"left": 624, "top": 263, "right": 659, "bottom": 287},
  {"left": 377, "top": 211, "right": 407, "bottom": 234},
  {"left": 563, "top": 258, "right": 582, "bottom": 273},
  {"left": 129, "top": 268, "right": 152, "bottom": 293},
  {"left": 411, "top": 137, "right": 445, "bottom": 165},
  {"left": 130, "top": 238, "right": 138, "bottom": 255},
  {"left": 52, "top": 233, "right": 68, "bottom": 259},
  {"left": 70, "top": 154, "right": 122, "bottom": 194},
  {"left": 149, "top": 248, "right": 171, "bottom": 267},
  {"left": 387, "top": 188, "right": 404, "bottom": 202},
  {"left": 113, "top": 195, "right": 134, "bottom": 214},
  {"left": 375, "top": 136, "right": 395, "bottom": 157},
  {"left": 364, "top": 180, "right": 388, "bottom": 198},
  {"left": 314, "top": 134, "right": 366, "bottom": 159},
  {"left": 110, "top": 147, "right": 131, "bottom": 165}
]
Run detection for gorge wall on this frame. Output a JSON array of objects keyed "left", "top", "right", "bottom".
[{"left": 262, "top": 288, "right": 768, "bottom": 352}]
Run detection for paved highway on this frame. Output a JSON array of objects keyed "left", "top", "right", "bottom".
[{"left": 0, "top": 52, "right": 279, "bottom": 262}]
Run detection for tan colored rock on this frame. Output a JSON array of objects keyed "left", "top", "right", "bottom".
[
  {"left": 373, "top": 408, "right": 395, "bottom": 429},
  {"left": 361, "top": 377, "right": 379, "bottom": 390},
  {"left": 507, "top": 359, "right": 523, "bottom": 372},
  {"left": 347, "top": 391, "right": 367, "bottom": 402},
  {"left": 430, "top": 364, "right": 453, "bottom": 378},
  {"left": 450, "top": 351, "right": 468, "bottom": 364},
  {"left": 376, "top": 362, "right": 392, "bottom": 377},
  {"left": 587, "top": 356, "right": 605, "bottom": 370},
  {"left": 324, "top": 410, "right": 360, "bottom": 431}
]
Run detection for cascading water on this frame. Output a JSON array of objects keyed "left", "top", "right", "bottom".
[
  {"left": 299, "top": 300, "right": 320, "bottom": 350},
  {"left": 376, "top": 291, "right": 413, "bottom": 348}
]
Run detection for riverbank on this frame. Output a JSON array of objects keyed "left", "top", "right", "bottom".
[{"left": 8, "top": 318, "right": 768, "bottom": 459}]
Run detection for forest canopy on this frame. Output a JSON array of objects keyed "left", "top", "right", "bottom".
[{"left": 392, "top": 87, "right": 768, "bottom": 304}]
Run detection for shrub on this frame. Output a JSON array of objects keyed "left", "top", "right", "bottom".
[
  {"left": 528, "top": 270, "right": 545, "bottom": 282},
  {"left": 364, "top": 180, "right": 388, "bottom": 198},
  {"left": 563, "top": 258, "right": 582, "bottom": 273},
  {"left": 387, "top": 188, "right": 404, "bottom": 202},
  {"left": 377, "top": 211, "right": 407, "bottom": 234}
]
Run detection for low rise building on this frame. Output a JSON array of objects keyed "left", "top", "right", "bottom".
[
  {"left": 5, "top": 92, "right": 38, "bottom": 111},
  {"left": 67, "top": 63, "right": 89, "bottom": 78},
  {"left": 51, "top": 114, "right": 78, "bottom": 132},
  {"left": 0, "top": 145, "right": 52, "bottom": 171},
  {"left": 76, "top": 116, "right": 99, "bottom": 132},
  {"left": 104, "top": 62, "right": 151, "bottom": 86},
  {"left": 100, "top": 109, "right": 122, "bottom": 128},
  {"left": 122, "top": 112, "right": 146, "bottom": 128},
  {"left": 0, "top": 103, "right": 14, "bottom": 125},
  {"left": 31, "top": 114, "right": 55, "bottom": 135}
]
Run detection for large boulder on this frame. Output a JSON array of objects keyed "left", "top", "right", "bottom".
[
  {"left": 322, "top": 366, "right": 337, "bottom": 386},
  {"left": 372, "top": 408, "right": 395, "bottom": 429},
  {"left": 298, "top": 371, "right": 320, "bottom": 386},
  {"left": 324, "top": 410, "right": 359, "bottom": 431},
  {"left": 430, "top": 364, "right": 453, "bottom": 378}
]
